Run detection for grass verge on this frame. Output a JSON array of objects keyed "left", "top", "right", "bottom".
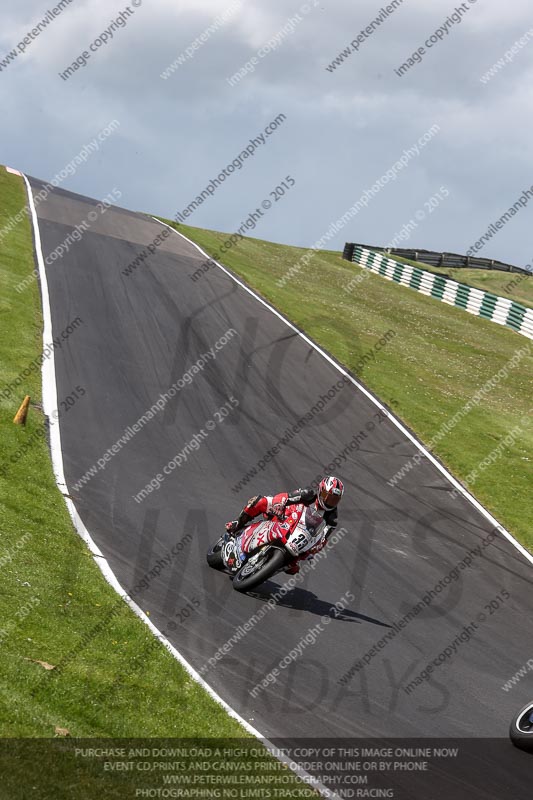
[{"left": 162, "top": 219, "right": 532, "bottom": 553}]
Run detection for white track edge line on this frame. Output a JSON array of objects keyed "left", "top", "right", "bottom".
[
  {"left": 153, "top": 217, "right": 533, "bottom": 569},
  {"left": 21, "top": 175, "right": 340, "bottom": 800}
]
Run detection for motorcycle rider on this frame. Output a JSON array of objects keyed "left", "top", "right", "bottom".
[{"left": 225, "top": 476, "right": 344, "bottom": 574}]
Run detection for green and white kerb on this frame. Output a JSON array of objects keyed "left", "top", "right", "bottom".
[{"left": 351, "top": 246, "right": 533, "bottom": 340}]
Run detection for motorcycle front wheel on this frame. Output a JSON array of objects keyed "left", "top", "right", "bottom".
[
  {"left": 232, "top": 547, "right": 286, "bottom": 593},
  {"left": 510, "top": 701, "right": 533, "bottom": 753}
]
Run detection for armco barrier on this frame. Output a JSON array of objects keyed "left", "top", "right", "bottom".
[
  {"left": 347, "top": 245, "right": 533, "bottom": 340},
  {"left": 343, "top": 242, "right": 530, "bottom": 275}
]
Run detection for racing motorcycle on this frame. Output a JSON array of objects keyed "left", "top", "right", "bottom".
[
  {"left": 206, "top": 514, "right": 330, "bottom": 593},
  {"left": 510, "top": 701, "right": 533, "bottom": 753}
]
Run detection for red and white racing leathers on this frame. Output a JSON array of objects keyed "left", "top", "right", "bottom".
[{"left": 235, "top": 490, "right": 337, "bottom": 570}]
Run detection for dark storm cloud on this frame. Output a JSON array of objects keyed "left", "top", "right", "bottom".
[{"left": 1, "top": 0, "right": 532, "bottom": 266}]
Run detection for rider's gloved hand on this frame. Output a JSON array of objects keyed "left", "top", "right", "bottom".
[
  {"left": 271, "top": 498, "right": 287, "bottom": 518},
  {"left": 225, "top": 520, "right": 240, "bottom": 534}
]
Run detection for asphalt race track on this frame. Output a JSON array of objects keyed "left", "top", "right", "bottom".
[{"left": 27, "top": 178, "right": 532, "bottom": 790}]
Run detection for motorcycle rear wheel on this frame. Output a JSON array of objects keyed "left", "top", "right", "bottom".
[
  {"left": 206, "top": 536, "right": 225, "bottom": 570},
  {"left": 232, "top": 547, "right": 286, "bottom": 593}
]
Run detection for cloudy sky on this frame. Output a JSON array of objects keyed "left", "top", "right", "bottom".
[{"left": 1, "top": 0, "right": 532, "bottom": 267}]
